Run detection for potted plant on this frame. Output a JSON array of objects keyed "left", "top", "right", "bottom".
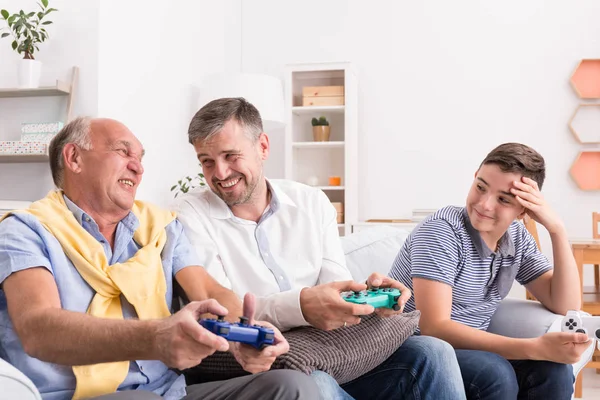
[
  {"left": 0, "top": 0, "right": 57, "bottom": 88},
  {"left": 170, "top": 170, "right": 207, "bottom": 198},
  {"left": 311, "top": 116, "right": 330, "bottom": 142}
]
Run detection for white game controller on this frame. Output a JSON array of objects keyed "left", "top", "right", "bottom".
[{"left": 561, "top": 310, "right": 600, "bottom": 340}]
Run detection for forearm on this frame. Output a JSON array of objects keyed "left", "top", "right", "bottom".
[
  {"left": 422, "top": 319, "right": 536, "bottom": 360},
  {"left": 549, "top": 226, "right": 581, "bottom": 312},
  {"left": 256, "top": 288, "right": 308, "bottom": 331},
  {"left": 20, "top": 308, "right": 158, "bottom": 365},
  {"left": 207, "top": 285, "right": 243, "bottom": 321},
  {"left": 176, "top": 266, "right": 242, "bottom": 321}
]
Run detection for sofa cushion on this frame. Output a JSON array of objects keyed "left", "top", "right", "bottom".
[{"left": 341, "top": 226, "right": 410, "bottom": 281}]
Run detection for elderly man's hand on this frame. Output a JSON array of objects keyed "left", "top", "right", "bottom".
[
  {"left": 229, "top": 293, "right": 289, "bottom": 373},
  {"left": 153, "top": 300, "right": 230, "bottom": 370}
]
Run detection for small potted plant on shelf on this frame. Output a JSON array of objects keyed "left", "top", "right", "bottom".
[
  {"left": 0, "top": 0, "right": 57, "bottom": 88},
  {"left": 311, "top": 116, "right": 330, "bottom": 142}
]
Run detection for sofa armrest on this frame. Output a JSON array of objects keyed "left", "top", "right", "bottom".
[
  {"left": 487, "top": 298, "right": 562, "bottom": 338},
  {"left": 487, "top": 298, "right": 595, "bottom": 379},
  {"left": 0, "top": 358, "right": 41, "bottom": 400}
]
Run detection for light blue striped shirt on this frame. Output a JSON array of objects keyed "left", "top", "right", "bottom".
[
  {"left": 0, "top": 196, "right": 200, "bottom": 400},
  {"left": 389, "top": 206, "right": 552, "bottom": 330}
]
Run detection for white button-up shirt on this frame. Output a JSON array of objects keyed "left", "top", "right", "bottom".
[{"left": 173, "top": 179, "right": 352, "bottom": 331}]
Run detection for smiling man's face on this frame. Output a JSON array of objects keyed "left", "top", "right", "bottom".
[{"left": 193, "top": 119, "right": 269, "bottom": 207}]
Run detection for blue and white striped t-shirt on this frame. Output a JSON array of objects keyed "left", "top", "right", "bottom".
[{"left": 389, "top": 206, "right": 552, "bottom": 331}]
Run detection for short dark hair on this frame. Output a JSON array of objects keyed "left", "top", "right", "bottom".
[
  {"left": 480, "top": 143, "right": 546, "bottom": 190},
  {"left": 188, "top": 97, "right": 263, "bottom": 145}
]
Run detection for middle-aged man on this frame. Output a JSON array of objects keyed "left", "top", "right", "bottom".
[
  {"left": 174, "top": 97, "right": 467, "bottom": 400},
  {"left": 0, "top": 117, "right": 319, "bottom": 400}
]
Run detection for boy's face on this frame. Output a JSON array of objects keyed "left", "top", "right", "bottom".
[{"left": 466, "top": 163, "right": 526, "bottom": 237}]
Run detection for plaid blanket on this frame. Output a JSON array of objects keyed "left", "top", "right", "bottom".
[{"left": 185, "top": 311, "right": 420, "bottom": 385}]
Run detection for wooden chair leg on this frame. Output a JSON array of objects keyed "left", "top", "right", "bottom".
[
  {"left": 575, "top": 373, "right": 583, "bottom": 398},
  {"left": 596, "top": 264, "right": 600, "bottom": 290}
]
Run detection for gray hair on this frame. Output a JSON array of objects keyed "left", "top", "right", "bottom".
[
  {"left": 49, "top": 116, "right": 93, "bottom": 188},
  {"left": 188, "top": 97, "right": 263, "bottom": 145}
]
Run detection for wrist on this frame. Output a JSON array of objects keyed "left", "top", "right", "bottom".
[
  {"left": 523, "top": 337, "right": 541, "bottom": 360},
  {"left": 299, "top": 287, "right": 310, "bottom": 315},
  {"left": 146, "top": 319, "right": 163, "bottom": 360},
  {"left": 546, "top": 221, "right": 566, "bottom": 236}
]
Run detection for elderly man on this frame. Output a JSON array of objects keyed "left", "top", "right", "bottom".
[
  {"left": 0, "top": 117, "right": 318, "bottom": 400},
  {"left": 174, "top": 97, "right": 466, "bottom": 400}
]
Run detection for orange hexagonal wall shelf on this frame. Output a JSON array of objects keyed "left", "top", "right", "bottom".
[
  {"left": 570, "top": 151, "right": 600, "bottom": 190},
  {"left": 569, "top": 104, "right": 600, "bottom": 144},
  {"left": 571, "top": 59, "right": 600, "bottom": 99}
]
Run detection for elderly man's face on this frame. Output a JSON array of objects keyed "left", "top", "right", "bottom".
[{"left": 77, "top": 120, "right": 145, "bottom": 215}]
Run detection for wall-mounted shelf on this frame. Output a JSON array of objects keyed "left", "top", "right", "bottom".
[
  {"left": 314, "top": 186, "right": 345, "bottom": 191},
  {"left": 0, "top": 66, "right": 78, "bottom": 122},
  {"left": 292, "top": 141, "right": 345, "bottom": 149},
  {"left": 0, "top": 154, "right": 49, "bottom": 163},
  {"left": 0, "top": 80, "right": 71, "bottom": 98},
  {"left": 570, "top": 59, "right": 600, "bottom": 99},
  {"left": 569, "top": 104, "right": 600, "bottom": 144},
  {"left": 570, "top": 151, "right": 600, "bottom": 190},
  {"left": 292, "top": 105, "right": 345, "bottom": 115}
]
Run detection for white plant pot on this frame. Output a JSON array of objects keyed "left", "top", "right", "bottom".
[{"left": 17, "top": 59, "right": 42, "bottom": 88}]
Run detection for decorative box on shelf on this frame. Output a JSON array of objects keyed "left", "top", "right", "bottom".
[
  {"left": 331, "top": 202, "right": 344, "bottom": 223},
  {"left": 0, "top": 141, "right": 48, "bottom": 155},
  {"left": 302, "top": 85, "right": 345, "bottom": 106},
  {"left": 20, "top": 121, "right": 63, "bottom": 143}
]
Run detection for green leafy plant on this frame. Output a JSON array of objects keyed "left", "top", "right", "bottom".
[
  {"left": 0, "top": 0, "right": 57, "bottom": 60},
  {"left": 311, "top": 116, "right": 329, "bottom": 126},
  {"left": 170, "top": 171, "right": 207, "bottom": 198}
]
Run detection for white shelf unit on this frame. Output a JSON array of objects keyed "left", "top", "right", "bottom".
[
  {"left": 0, "top": 66, "right": 79, "bottom": 164},
  {"left": 284, "top": 62, "right": 358, "bottom": 236}
]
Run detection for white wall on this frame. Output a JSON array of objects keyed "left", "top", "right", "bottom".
[
  {"left": 0, "top": 1, "right": 231, "bottom": 207},
  {"left": 97, "top": 1, "right": 230, "bottom": 207},
  {"left": 239, "top": 0, "right": 600, "bottom": 295},
  {"left": 0, "top": 0, "right": 99, "bottom": 200},
  {"left": 3, "top": 0, "right": 600, "bottom": 296}
]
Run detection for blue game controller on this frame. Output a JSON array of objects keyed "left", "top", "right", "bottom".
[{"left": 199, "top": 315, "right": 275, "bottom": 349}]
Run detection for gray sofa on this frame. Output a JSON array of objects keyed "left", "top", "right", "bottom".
[{"left": 0, "top": 225, "right": 592, "bottom": 398}]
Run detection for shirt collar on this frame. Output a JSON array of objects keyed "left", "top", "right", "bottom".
[
  {"left": 461, "top": 207, "right": 515, "bottom": 258},
  {"left": 62, "top": 193, "right": 139, "bottom": 231},
  {"left": 207, "top": 179, "right": 296, "bottom": 220}
]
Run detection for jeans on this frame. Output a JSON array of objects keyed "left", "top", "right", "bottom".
[
  {"left": 311, "top": 335, "right": 466, "bottom": 400},
  {"left": 311, "top": 370, "right": 355, "bottom": 400},
  {"left": 456, "top": 349, "right": 574, "bottom": 400}
]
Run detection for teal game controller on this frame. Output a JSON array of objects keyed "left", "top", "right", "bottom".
[{"left": 342, "top": 287, "right": 401, "bottom": 310}]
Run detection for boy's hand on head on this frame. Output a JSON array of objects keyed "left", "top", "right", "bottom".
[
  {"left": 300, "top": 281, "right": 374, "bottom": 331},
  {"left": 366, "top": 272, "right": 412, "bottom": 317},
  {"left": 511, "top": 177, "right": 564, "bottom": 234}
]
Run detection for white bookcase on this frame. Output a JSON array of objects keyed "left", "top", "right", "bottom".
[{"left": 284, "top": 62, "right": 357, "bottom": 236}]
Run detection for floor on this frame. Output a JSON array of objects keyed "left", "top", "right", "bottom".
[{"left": 578, "top": 368, "right": 600, "bottom": 399}]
